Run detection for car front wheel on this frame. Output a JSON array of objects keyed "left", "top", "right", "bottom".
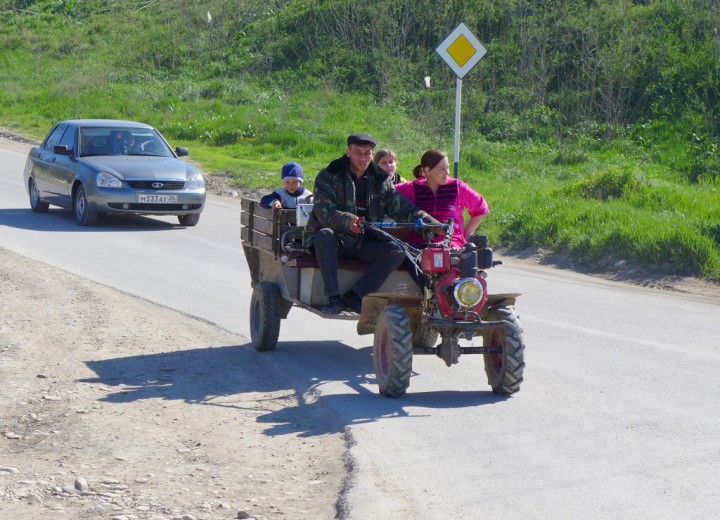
[
  {"left": 74, "top": 185, "right": 97, "bottom": 226},
  {"left": 178, "top": 213, "right": 200, "bottom": 226},
  {"left": 29, "top": 178, "right": 49, "bottom": 213}
]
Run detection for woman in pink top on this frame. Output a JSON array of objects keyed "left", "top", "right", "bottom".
[{"left": 395, "top": 149, "right": 489, "bottom": 248}]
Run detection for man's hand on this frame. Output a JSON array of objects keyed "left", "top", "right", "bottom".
[
  {"left": 419, "top": 212, "right": 446, "bottom": 235},
  {"left": 349, "top": 215, "right": 362, "bottom": 234},
  {"left": 271, "top": 200, "right": 282, "bottom": 210}
]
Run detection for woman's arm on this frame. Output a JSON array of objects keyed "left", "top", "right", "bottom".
[
  {"left": 464, "top": 214, "right": 485, "bottom": 240},
  {"left": 458, "top": 181, "right": 489, "bottom": 217}
]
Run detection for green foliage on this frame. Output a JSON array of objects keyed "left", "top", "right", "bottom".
[
  {"left": 493, "top": 192, "right": 720, "bottom": 278},
  {"left": 573, "top": 168, "right": 647, "bottom": 201},
  {"left": 631, "top": 115, "right": 720, "bottom": 185},
  {"left": 0, "top": 0, "right": 719, "bottom": 281}
]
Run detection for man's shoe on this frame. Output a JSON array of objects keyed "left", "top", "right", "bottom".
[
  {"left": 341, "top": 290, "right": 363, "bottom": 313},
  {"left": 321, "top": 295, "right": 342, "bottom": 315}
]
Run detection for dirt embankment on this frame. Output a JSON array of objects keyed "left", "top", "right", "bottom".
[{"left": 0, "top": 246, "right": 347, "bottom": 520}]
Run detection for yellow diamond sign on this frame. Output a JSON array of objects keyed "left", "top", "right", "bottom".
[
  {"left": 436, "top": 23, "right": 486, "bottom": 79},
  {"left": 447, "top": 35, "right": 476, "bottom": 67}
]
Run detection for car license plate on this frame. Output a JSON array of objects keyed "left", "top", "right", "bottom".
[{"left": 137, "top": 194, "right": 178, "bottom": 203}]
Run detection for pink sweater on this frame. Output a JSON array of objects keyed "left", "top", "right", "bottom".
[{"left": 396, "top": 178, "right": 489, "bottom": 248}]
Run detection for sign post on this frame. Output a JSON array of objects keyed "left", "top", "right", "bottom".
[{"left": 436, "top": 23, "right": 486, "bottom": 178}]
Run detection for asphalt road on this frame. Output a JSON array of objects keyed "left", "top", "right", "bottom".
[{"left": 3, "top": 143, "right": 720, "bottom": 519}]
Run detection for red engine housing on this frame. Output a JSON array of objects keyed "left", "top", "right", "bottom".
[
  {"left": 434, "top": 267, "right": 489, "bottom": 318},
  {"left": 421, "top": 247, "right": 450, "bottom": 273}
]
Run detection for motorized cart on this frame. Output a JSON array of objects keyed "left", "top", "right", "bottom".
[{"left": 241, "top": 197, "right": 525, "bottom": 397}]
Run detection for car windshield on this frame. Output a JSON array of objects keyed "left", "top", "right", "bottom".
[{"left": 79, "top": 127, "right": 173, "bottom": 158}]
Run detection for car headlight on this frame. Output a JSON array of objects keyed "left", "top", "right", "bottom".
[
  {"left": 453, "top": 278, "right": 484, "bottom": 308},
  {"left": 186, "top": 173, "right": 205, "bottom": 190},
  {"left": 96, "top": 171, "right": 123, "bottom": 188}
]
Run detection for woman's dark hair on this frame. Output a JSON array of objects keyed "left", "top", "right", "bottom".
[{"left": 412, "top": 150, "right": 447, "bottom": 179}]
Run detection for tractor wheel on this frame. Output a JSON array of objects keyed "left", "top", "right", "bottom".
[
  {"left": 412, "top": 324, "right": 439, "bottom": 349},
  {"left": 373, "top": 304, "right": 413, "bottom": 397},
  {"left": 483, "top": 304, "right": 525, "bottom": 395},
  {"left": 250, "top": 281, "right": 281, "bottom": 352}
]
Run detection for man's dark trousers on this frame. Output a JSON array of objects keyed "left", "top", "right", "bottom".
[{"left": 313, "top": 228, "right": 405, "bottom": 297}]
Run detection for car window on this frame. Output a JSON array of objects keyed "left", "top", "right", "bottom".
[
  {"left": 58, "top": 125, "right": 76, "bottom": 152},
  {"left": 80, "top": 127, "right": 173, "bottom": 157},
  {"left": 43, "top": 124, "right": 67, "bottom": 150},
  {"left": 80, "top": 128, "right": 110, "bottom": 156},
  {"left": 134, "top": 132, "right": 170, "bottom": 156}
]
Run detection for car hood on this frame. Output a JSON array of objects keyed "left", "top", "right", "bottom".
[{"left": 82, "top": 156, "right": 197, "bottom": 180}]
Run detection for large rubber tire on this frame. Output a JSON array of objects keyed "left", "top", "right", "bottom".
[
  {"left": 178, "top": 213, "right": 200, "bottom": 226},
  {"left": 28, "top": 178, "right": 49, "bottom": 213},
  {"left": 74, "top": 185, "right": 97, "bottom": 226},
  {"left": 412, "top": 325, "right": 439, "bottom": 349},
  {"left": 373, "top": 304, "right": 413, "bottom": 397},
  {"left": 250, "top": 281, "right": 281, "bottom": 352},
  {"left": 483, "top": 304, "right": 525, "bottom": 395}
]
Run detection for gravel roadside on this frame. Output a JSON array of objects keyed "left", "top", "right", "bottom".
[{"left": 0, "top": 246, "right": 347, "bottom": 520}]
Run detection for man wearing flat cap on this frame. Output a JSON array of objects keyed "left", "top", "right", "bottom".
[{"left": 305, "top": 132, "right": 442, "bottom": 314}]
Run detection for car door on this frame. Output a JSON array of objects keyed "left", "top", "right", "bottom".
[
  {"left": 32, "top": 124, "right": 66, "bottom": 200},
  {"left": 47, "top": 125, "right": 79, "bottom": 206}
]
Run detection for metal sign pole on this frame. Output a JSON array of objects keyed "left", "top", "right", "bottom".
[{"left": 453, "top": 77, "right": 462, "bottom": 178}]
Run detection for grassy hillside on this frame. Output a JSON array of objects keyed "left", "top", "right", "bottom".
[{"left": 1, "top": 0, "right": 718, "bottom": 280}]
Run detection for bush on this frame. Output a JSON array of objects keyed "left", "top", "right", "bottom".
[{"left": 573, "top": 168, "right": 646, "bottom": 200}]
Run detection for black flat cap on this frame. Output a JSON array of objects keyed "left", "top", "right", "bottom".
[{"left": 347, "top": 133, "right": 377, "bottom": 147}]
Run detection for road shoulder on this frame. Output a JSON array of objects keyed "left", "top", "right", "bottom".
[{"left": 0, "top": 247, "right": 346, "bottom": 519}]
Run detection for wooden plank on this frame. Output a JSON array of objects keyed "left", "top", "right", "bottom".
[
  {"left": 241, "top": 197, "right": 260, "bottom": 212},
  {"left": 241, "top": 211, "right": 274, "bottom": 235},
  {"left": 241, "top": 197, "right": 304, "bottom": 256},
  {"left": 252, "top": 203, "right": 274, "bottom": 219},
  {"left": 241, "top": 229, "right": 275, "bottom": 252},
  {"left": 251, "top": 216, "right": 275, "bottom": 235}
]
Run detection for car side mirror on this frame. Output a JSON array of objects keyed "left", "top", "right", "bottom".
[
  {"left": 53, "top": 145, "right": 74, "bottom": 157},
  {"left": 175, "top": 146, "right": 189, "bottom": 157}
]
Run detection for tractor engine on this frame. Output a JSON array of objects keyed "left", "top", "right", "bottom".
[{"left": 420, "top": 236, "right": 494, "bottom": 320}]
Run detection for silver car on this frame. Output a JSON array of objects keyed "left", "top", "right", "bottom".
[{"left": 23, "top": 119, "right": 206, "bottom": 226}]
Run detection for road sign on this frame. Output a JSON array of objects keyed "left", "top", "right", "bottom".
[
  {"left": 435, "top": 23, "right": 487, "bottom": 178},
  {"left": 436, "top": 23, "right": 487, "bottom": 79}
]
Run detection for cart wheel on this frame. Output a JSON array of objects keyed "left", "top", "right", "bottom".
[
  {"left": 250, "top": 281, "right": 281, "bottom": 352},
  {"left": 412, "top": 325, "right": 439, "bottom": 349},
  {"left": 483, "top": 304, "right": 525, "bottom": 395},
  {"left": 373, "top": 305, "right": 413, "bottom": 397}
]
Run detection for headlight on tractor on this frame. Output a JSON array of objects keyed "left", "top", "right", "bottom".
[{"left": 453, "top": 278, "right": 484, "bottom": 308}]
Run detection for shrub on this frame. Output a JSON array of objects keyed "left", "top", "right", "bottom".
[{"left": 573, "top": 168, "right": 646, "bottom": 200}]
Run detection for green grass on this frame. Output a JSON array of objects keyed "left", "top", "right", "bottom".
[
  {"left": 1, "top": 1, "right": 718, "bottom": 282},
  {"left": 470, "top": 142, "right": 720, "bottom": 279}
]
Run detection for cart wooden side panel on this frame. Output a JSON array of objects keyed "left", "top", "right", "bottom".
[{"left": 240, "top": 197, "right": 419, "bottom": 311}]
